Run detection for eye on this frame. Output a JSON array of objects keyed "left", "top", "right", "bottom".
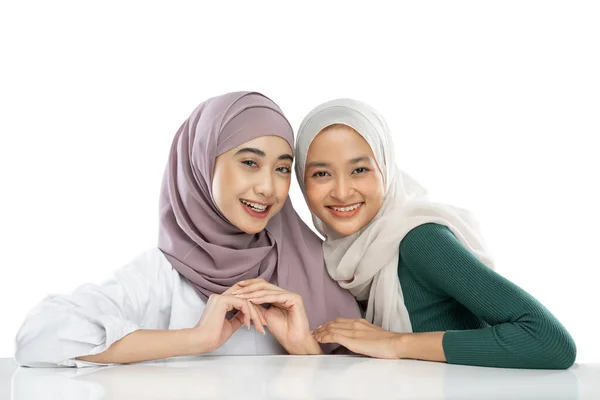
[
  {"left": 242, "top": 160, "right": 258, "bottom": 168},
  {"left": 312, "top": 171, "right": 330, "bottom": 178},
  {"left": 352, "top": 167, "right": 369, "bottom": 174},
  {"left": 277, "top": 166, "right": 291, "bottom": 174}
]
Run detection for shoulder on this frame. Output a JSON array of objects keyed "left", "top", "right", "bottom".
[
  {"left": 399, "top": 223, "right": 475, "bottom": 279},
  {"left": 400, "top": 223, "right": 457, "bottom": 254},
  {"left": 113, "top": 248, "right": 178, "bottom": 285}
]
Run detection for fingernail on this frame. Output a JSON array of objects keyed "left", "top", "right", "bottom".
[{"left": 231, "top": 290, "right": 239, "bottom": 295}]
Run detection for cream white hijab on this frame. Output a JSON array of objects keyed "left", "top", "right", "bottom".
[{"left": 295, "top": 99, "right": 495, "bottom": 332}]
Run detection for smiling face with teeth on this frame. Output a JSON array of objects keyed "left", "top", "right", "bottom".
[
  {"left": 212, "top": 135, "right": 293, "bottom": 234},
  {"left": 304, "top": 124, "right": 385, "bottom": 236}
]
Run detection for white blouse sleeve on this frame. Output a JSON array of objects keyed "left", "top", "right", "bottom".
[{"left": 14, "top": 249, "right": 175, "bottom": 367}]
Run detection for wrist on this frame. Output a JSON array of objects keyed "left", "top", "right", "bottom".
[
  {"left": 393, "top": 333, "right": 408, "bottom": 359},
  {"left": 185, "top": 328, "right": 211, "bottom": 355},
  {"left": 287, "top": 335, "right": 323, "bottom": 355}
]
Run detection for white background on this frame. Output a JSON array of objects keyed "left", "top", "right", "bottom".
[{"left": 0, "top": 1, "right": 598, "bottom": 362}]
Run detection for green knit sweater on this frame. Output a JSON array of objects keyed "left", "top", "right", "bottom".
[{"left": 398, "top": 223, "right": 576, "bottom": 369}]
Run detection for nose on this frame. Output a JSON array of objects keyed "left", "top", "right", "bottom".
[
  {"left": 254, "top": 170, "right": 275, "bottom": 199},
  {"left": 331, "top": 175, "right": 354, "bottom": 203}
]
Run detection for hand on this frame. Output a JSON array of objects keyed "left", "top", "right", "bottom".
[
  {"left": 233, "top": 278, "right": 322, "bottom": 354},
  {"left": 192, "top": 291, "right": 267, "bottom": 354},
  {"left": 223, "top": 282, "right": 268, "bottom": 335},
  {"left": 312, "top": 318, "right": 403, "bottom": 359}
]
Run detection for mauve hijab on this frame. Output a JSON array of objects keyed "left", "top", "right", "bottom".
[{"left": 158, "top": 91, "right": 361, "bottom": 334}]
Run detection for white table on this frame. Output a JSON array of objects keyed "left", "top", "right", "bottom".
[{"left": 1, "top": 356, "right": 598, "bottom": 399}]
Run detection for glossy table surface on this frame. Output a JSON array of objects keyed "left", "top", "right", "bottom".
[{"left": 1, "top": 356, "right": 599, "bottom": 399}]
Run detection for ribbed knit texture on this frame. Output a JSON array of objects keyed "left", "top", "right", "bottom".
[{"left": 398, "top": 223, "right": 576, "bottom": 369}]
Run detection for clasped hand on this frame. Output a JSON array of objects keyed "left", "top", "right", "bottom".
[{"left": 193, "top": 279, "right": 321, "bottom": 355}]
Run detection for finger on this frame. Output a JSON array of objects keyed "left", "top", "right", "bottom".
[
  {"left": 234, "top": 289, "right": 286, "bottom": 299},
  {"left": 226, "top": 278, "right": 271, "bottom": 294},
  {"left": 313, "top": 329, "right": 359, "bottom": 344},
  {"left": 223, "top": 283, "right": 243, "bottom": 295},
  {"left": 222, "top": 295, "right": 251, "bottom": 328},
  {"left": 232, "top": 281, "right": 284, "bottom": 295},
  {"left": 240, "top": 306, "right": 251, "bottom": 329},
  {"left": 247, "top": 300, "right": 266, "bottom": 334},
  {"left": 256, "top": 304, "right": 268, "bottom": 320},
  {"left": 313, "top": 327, "right": 367, "bottom": 339},
  {"left": 331, "top": 317, "right": 373, "bottom": 326},
  {"left": 258, "top": 305, "right": 268, "bottom": 326},
  {"left": 314, "top": 329, "right": 355, "bottom": 347},
  {"left": 229, "top": 311, "right": 244, "bottom": 331},
  {"left": 317, "top": 319, "right": 374, "bottom": 333},
  {"left": 314, "top": 330, "right": 395, "bottom": 359},
  {"left": 313, "top": 321, "right": 352, "bottom": 334},
  {"left": 250, "top": 302, "right": 268, "bottom": 326},
  {"left": 235, "top": 278, "right": 269, "bottom": 287},
  {"left": 247, "top": 293, "right": 301, "bottom": 309},
  {"left": 314, "top": 332, "right": 372, "bottom": 357}
]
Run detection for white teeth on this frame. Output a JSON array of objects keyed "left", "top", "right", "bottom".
[
  {"left": 331, "top": 203, "right": 362, "bottom": 212},
  {"left": 241, "top": 199, "right": 268, "bottom": 211}
]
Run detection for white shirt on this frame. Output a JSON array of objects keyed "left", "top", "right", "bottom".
[{"left": 14, "top": 248, "right": 286, "bottom": 367}]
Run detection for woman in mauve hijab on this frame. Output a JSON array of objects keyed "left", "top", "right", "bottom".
[{"left": 14, "top": 91, "right": 360, "bottom": 367}]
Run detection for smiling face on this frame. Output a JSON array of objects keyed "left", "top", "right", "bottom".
[
  {"left": 303, "top": 124, "right": 385, "bottom": 236},
  {"left": 212, "top": 135, "right": 293, "bottom": 234}
]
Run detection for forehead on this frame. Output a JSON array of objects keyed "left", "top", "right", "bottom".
[
  {"left": 227, "top": 135, "right": 293, "bottom": 156},
  {"left": 307, "top": 125, "right": 375, "bottom": 159}
]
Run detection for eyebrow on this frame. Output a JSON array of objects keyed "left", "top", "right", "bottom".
[
  {"left": 306, "top": 156, "right": 370, "bottom": 169},
  {"left": 278, "top": 154, "right": 294, "bottom": 162},
  {"left": 349, "top": 156, "right": 369, "bottom": 164},
  {"left": 235, "top": 147, "right": 266, "bottom": 157},
  {"left": 235, "top": 147, "right": 293, "bottom": 162},
  {"left": 306, "top": 161, "right": 330, "bottom": 169}
]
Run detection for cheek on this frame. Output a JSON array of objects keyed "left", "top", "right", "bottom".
[
  {"left": 360, "top": 176, "right": 385, "bottom": 204},
  {"left": 211, "top": 179, "right": 226, "bottom": 215},
  {"left": 256, "top": 174, "right": 291, "bottom": 218},
  {"left": 272, "top": 176, "right": 291, "bottom": 208},
  {"left": 304, "top": 182, "right": 325, "bottom": 209},
  {"left": 212, "top": 164, "right": 239, "bottom": 210},
  {"left": 367, "top": 176, "right": 385, "bottom": 207}
]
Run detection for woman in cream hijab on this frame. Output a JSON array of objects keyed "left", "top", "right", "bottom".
[{"left": 295, "top": 98, "right": 576, "bottom": 369}]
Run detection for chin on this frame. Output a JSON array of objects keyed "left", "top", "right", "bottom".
[
  {"left": 322, "top": 220, "right": 362, "bottom": 237},
  {"left": 240, "top": 226, "right": 264, "bottom": 234},
  {"left": 239, "top": 222, "right": 268, "bottom": 234},
  {"left": 334, "top": 226, "right": 361, "bottom": 237}
]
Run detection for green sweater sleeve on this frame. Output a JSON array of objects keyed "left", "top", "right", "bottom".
[{"left": 399, "top": 223, "right": 576, "bottom": 369}]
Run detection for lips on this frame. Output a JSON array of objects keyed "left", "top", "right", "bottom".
[
  {"left": 326, "top": 202, "right": 364, "bottom": 218},
  {"left": 328, "top": 202, "right": 363, "bottom": 212},
  {"left": 240, "top": 199, "right": 269, "bottom": 212},
  {"left": 240, "top": 198, "right": 271, "bottom": 219}
]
